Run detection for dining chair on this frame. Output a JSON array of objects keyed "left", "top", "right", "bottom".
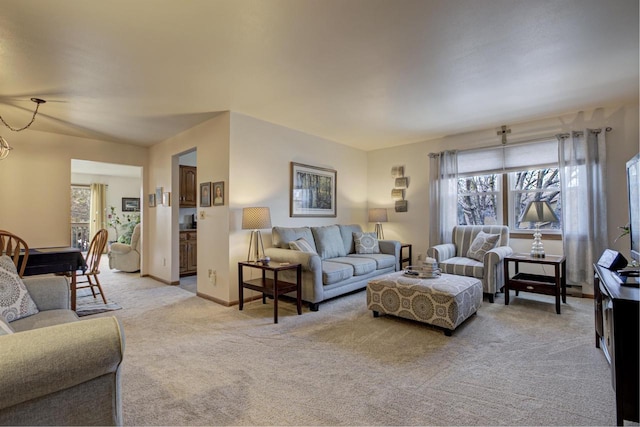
[
  {"left": 76, "top": 229, "right": 109, "bottom": 304},
  {"left": 0, "top": 230, "right": 29, "bottom": 277}
]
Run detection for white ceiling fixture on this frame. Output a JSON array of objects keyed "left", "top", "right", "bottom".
[{"left": 0, "top": 98, "right": 46, "bottom": 159}]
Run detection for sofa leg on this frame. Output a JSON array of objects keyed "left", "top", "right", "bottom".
[
  {"left": 487, "top": 293, "right": 495, "bottom": 303},
  {"left": 309, "top": 302, "right": 319, "bottom": 312},
  {"left": 373, "top": 310, "right": 379, "bottom": 318}
]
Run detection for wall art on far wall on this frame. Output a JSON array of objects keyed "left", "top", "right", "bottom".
[
  {"left": 200, "top": 182, "right": 212, "bottom": 207},
  {"left": 395, "top": 200, "right": 408, "bottom": 213},
  {"left": 213, "top": 181, "right": 224, "bottom": 206},
  {"left": 290, "top": 162, "right": 337, "bottom": 217},
  {"left": 122, "top": 197, "right": 140, "bottom": 212},
  {"left": 155, "top": 187, "right": 163, "bottom": 206},
  {"left": 148, "top": 193, "right": 156, "bottom": 207}
]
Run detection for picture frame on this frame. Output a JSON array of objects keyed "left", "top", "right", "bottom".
[
  {"left": 122, "top": 197, "right": 140, "bottom": 212},
  {"left": 163, "top": 192, "right": 171, "bottom": 207},
  {"left": 200, "top": 182, "right": 212, "bottom": 207},
  {"left": 391, "top": 189, "right": 404, "bottom": 201},
  {"left": 395, "top": 200, "right": 408, "bottom": 213},
  {"left": 155, "top": 187, "right": 163, "bottom": 206},
  {"left": 290, "top": 162, "right": 337, "bottom": 217},
  {"left": 212, "top": 181, "right": 224, "bottom": 206},
  {"left": 394, "top": 177, "right": 408, "bottom": 189},
  {"left": 148, "top": 193, "right": 156, "bottom": 207}
]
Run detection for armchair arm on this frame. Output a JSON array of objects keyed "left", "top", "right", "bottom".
[
  {"left": 22, "top": 276, "right": 70, "bottom": 311},
  {"left": 0, "top": 317, "right": 125, "bottom": 412},
  {"left": 109, "top": 242, "right": 133, "bottom": 255},
  {"left": 427, "top": 243, "right": 456, "bottom": 262},
  {"left": 378, "top": 240, "right": 401, "bottom": 270},
  {"left": 484, "top": 245, "right": 514, "bottom": 293}
]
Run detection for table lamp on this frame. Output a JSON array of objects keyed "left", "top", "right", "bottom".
[
  {"left": 520, "top": 201, "right": 558, "bottom": 258},
  {"left": 242, "top": 207, "right": 272, "bottom": 262},
  {"left": 368, "top": 208, "right": 388, "bottom": 240}
]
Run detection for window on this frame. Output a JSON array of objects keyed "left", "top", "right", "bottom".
[
  {"left": 71, "top": 185, "right": 91, "bottom": 250},
  {"left": 455, "top": 139, "right": 562, "bottom": 233}
]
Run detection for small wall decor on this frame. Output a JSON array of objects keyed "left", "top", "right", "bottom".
[
  {"left": 213, "top": 181, "right": 224, "bottom": 206},
  {"left": 122, "top": 197, "right": 140, "bottom": 212},
  {"left": 148, "top": 193, "right": 156, "bottom": 207},
  {"left": 200, "top": 182, "right": 212, "bottom": 207},
  {"left": 155, "top": 187, "right": 163, "bottom": 206},
  {"left": 391, "top": 165, "right": 409, "bottom": 212},
  {"left": 290, "top": 162, "right": 337, "bottom": 217},
  {"left": 163, "top": 192, "right": 171, "bottom": 207}
]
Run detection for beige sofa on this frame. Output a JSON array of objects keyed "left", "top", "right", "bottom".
[
  {"left": 0, "top": 275, "right": 125, "bottom": 426},
  {"left": 264, "top": 224, "right": 400, "bottom": 311}
]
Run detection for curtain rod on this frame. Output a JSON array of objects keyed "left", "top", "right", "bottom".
[{"left": 429, "top": 127, "right": 613, "bottom": 157}]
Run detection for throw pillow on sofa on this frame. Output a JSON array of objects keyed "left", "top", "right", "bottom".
[
  {"left": 466, "top": 232, "right": 500, "bottom": 261},
  {"left": 0, "top": 255, "right": 39, "bottom": 322},
  {"left": 353, "top": 232, "right": 380, "bottom": 254},
  {"left": 289, "top": 238, "right": 317, "bottom": 254}
]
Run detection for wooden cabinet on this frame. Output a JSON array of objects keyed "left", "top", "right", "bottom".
[
  {"left": 180, "top": 231, "right": 197, "bottom": 276},
  {"left": 179, "top": 165, "right": 197, "bottom": 207},
  {"left": 594, "top": 263, "right": 639, "bottom": 425}
]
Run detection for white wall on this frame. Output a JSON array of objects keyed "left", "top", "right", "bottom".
[
  {"left": 226, "top": 112, "right": 369, "bottom": 303},
  {"left": 367, "top": 104, "right": 640, "bottom": 295},
  {"left": 0, "top": 130, "right": 147, "bottom": 248}
]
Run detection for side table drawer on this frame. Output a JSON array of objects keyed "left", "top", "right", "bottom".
[{"left": 510, "top": 272, "right": 557, "bottom": 295}]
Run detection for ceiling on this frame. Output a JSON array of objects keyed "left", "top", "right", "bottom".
[{"left": 1, "top": 0, "right": 638, "bottom": 152}]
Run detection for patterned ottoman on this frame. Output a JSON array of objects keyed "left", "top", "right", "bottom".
[{"left": 367, "top": 272, "right": 482, "bottom": 336}]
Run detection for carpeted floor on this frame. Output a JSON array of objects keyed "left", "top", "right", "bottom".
[{"left": 90, "top": 257, "right": 626, "bottom": 426}]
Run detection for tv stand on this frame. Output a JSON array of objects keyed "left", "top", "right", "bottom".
[{"left": 594, "top": 263, "right": 639, "bottom": 425}]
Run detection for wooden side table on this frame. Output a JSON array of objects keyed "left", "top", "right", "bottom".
[
  {"left": 238, "top": 261, "right": 302, "bottom": 323},
  {"left": 400, "top": 243, "right": 412, "bottom": 269},
  {"left": 504, "top": 253, "right": 566, "bottom": 314}
]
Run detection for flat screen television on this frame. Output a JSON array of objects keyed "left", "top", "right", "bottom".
[{"left": 627, "top": 153, "right": 640, "bottom": 263}]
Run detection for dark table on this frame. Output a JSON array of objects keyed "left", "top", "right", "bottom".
[{"left": 20, "top": 247, "right": 86, "bottom": 311}]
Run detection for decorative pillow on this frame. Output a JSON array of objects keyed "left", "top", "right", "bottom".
[
  {"left": 353, "top": 232, "right": 380, "bottom": 254},
  {"left": 0, "top": 316, "right": 14, "bottom": 335},
  {"left": 0, "top": 255, "right": 39, "bottom": 322},
  {"left": 466, "top": 232, "right": 500, "bottom": 261},
  {"left": 311, "top": 225, "right": 347, "bottom": 259},
  {"left": 289, "top": 238, "right": 317, "bottom": 254}
]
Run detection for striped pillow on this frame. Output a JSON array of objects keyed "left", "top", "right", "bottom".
[{"left": 289, "top": 238, "right": 317, "bottom": 254}]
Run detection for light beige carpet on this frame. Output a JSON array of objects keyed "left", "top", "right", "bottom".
[{"left": 91, "top": 258, "right": 624, "bottom": 426}]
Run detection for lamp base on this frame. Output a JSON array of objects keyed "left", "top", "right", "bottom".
[
  {"left": 374, "top": 223, "right": 384, "bottom": 240},
  {"left": 246, "top": 230, "right": 266, "bottom": 263},
  {"left": 530, "top": 225, "right": 545, "bottom": 258}
]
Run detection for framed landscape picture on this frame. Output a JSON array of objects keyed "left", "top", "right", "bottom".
[
  {"left": 122, "top": 197, "right": 140, "bottom": 212},
  {"left": 290, "top": 162, "right": 337, "bottom": 217}
]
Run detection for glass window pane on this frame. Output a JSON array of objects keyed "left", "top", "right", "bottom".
[{"left": 457, "top": 174, "right": 500, "bottom": 225}]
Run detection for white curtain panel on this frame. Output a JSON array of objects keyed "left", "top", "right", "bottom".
[
  {"left": 558, "top": 129, "right": 607, "bottom": 286},
  {"left": 429, "top": 150, "right": 458, "bottom": 247},
  {"left": 90, "top": 183, "right": 108, "bottom": 248}
]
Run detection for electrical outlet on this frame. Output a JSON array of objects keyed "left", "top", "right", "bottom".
[
  {"left": 163, "top": 258, "right": 166, "bottom": 266},
  {"left": 199, "top": 211, "right": 205, "bottom": 220},
  {"left": 417, "top": 253, "right": 423, "bottom": 262},
  {"left": 209, "top": 270, "right": 217, "bottom": 285}
]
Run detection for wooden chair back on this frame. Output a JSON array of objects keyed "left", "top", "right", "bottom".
[
  {"left": 85, "top": 229, "right": 108, "bottom": 275},
  {"left": 0, "top": 230, "right": 29, "bottom": 277}
]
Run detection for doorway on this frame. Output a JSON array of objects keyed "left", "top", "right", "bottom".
[{"left": 177, "top": 149, "right": 197, "bottom": 294}]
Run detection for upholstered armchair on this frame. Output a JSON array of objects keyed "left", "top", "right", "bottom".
[
  {"left": 108, "top": 223, "right": 141, "bottom": 272},
  {"left": 427, "top": 225, "right": 513, "bottom": 302}
]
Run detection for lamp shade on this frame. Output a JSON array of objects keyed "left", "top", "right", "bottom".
[
  {"left": 521, "top": 201, "right": 558, "bottom": 224},
  {"left": 368, "top": 208, "right": 388, "bottom": 223},
  {"left": 242, "top": 207, "right": 272, "bottom": 230}
]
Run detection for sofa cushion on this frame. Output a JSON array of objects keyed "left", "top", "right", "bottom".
[
  {"left": 9, "top": 309, "right": 79, "bottom": 333},
  {"left": 353, "top": 232, "right": 380, "bottom": 254},
  {"left": 311, "top": 225, "right": 347, "bottom": 259},
  {"left": 439, "top": 257, "right": 484, "bottom": 279},
  {"left": 466, "top": 231, "right": 500, "bottom": 261},
  {"left": 0, "top": 317, "right": 14, "bottom": 335},
  {"left": 349, "top": 253, "right": 396, "bottom": 270},
  {"left": 321, "top": 261, "right": 353, "bottom": 285},
  {"left": 0, "top": 255, "right": 39, "bottom": 322},
  {"left": 289, "top": 238, "right": 317, "bottom": 254},
  {"left": 338, "top": 224, "right": 363, "bottom": 254},
  {"left": 330, "top": 256, "right": 376, "bottom": 276},
  {"left": 272, "top": 226, "right": 316, "bottom": 250}
]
